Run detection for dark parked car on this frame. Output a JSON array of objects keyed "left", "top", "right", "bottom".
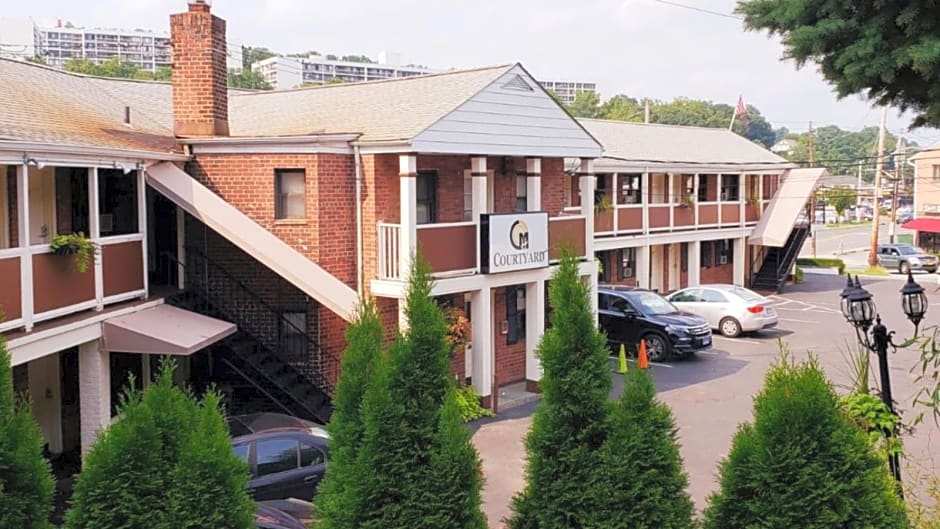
[
  {"left": 255, "top": 503, "right": 307, "bottom": 529},
  {"left": 229, "top": 413, "right": 330, "bottom": 502},
  {"left": 598, "top": 286, "right": 712, "bottom": 361}
]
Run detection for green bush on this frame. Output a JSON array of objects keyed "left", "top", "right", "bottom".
[
  {"left": 796, "top": 257, "right": 846, "bottom": 275},
  {"left": 794, "top": 266, "right": 804, "bottom": 283},
  {"left": 703, "top": 354, "right": 909, "bottom": 529},
  {"left": 455, "top": 384, "right": 493, "bottom": 422},
  {"left": 0, "top": 336, "right": 55, "bottom": 529},
  {"left": 315, "top": 300, "right": 384, "bottom": 529},
  {"left": 355, "top": 257, "right": 486, "bottom": 529}
]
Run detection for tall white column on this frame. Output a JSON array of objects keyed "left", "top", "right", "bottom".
[
  {"left": 635, "top": 244, "right": 651, "bottom": 289},
  {"left": 641, "top": 172, "right": 650, "bottom": 234},
  {"left": 650, "top": 245, "right": 664, "bottom": 293},
  {"left": 693, "top": 173, "right": 700, "bottom": 227},
  {"left": 579, "top": 159, "right": 595, "bottom": 259},
  {"left": 738, "top": 173, "right": 746, "bottom": 227},
  {"left": 90, "top": 168, "right": 103, "bottom": 310},
  {"left": 525, "top": 280, "right": 545, "bottom": 385},
  {"left": 470, "top": 287, "right": 493, "bottom": 401},
  {"left": 611, "top": 172, "right": 619, "bottom": 232},
  {"left": 399, "top": 154, "right": 417, "bottom": 329},
  {"left": 79, "top": 340, "right": 110, "bottom": 456},
  {"left": 668, "top": 172, "right": 675, "bottom": 228},
  {"left": 17, "top": 164, "right": 33, "bottom": 330},
  {"left": 688, "top": 241, "right": 701, "bottom": 286},
  {"left": 734, "top": 237, "right": 746, "bottom": 286},
  {"left": 526, "top": 158, "right": 541, "bottom": 212},
  {"left": 138, "top": 169, "right": 148, "bottom": 298}
]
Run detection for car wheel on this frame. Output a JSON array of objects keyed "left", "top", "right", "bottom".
[
  {"left": 927, "top": 268, "right": 938, "bottom": 274},
  {"left": 900, "top": 262, "right": 910, "bottom": 275},
  {"left": 719, "top": 317, "right": 742, "bottom": 338},
  {"left": 642, "top": 333, "right": 669, "bottom": 363}
]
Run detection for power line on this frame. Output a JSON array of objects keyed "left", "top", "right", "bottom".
[{"left": 651, "top": 0, "right": 743, "bottom": 20}]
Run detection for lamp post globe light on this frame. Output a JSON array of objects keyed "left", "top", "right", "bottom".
[{"left": 838, "top": 272, "right": 929, "bottom": 491}]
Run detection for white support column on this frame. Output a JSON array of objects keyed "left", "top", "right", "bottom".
[
  {"left": 733, "top": 237, "right": 746, "bottom": 286},
  {"left": 717, "top": 174, "right": 723, "bottom": 225},
  {"left": 650, "top": 244, "right": 664, "bottom": 293},
  {"left": 641, "top": 172, "right": 650, "bottom": 234},
  {"left": 579, "top": 159, "right": 595, "bottom": 259},
  {"left": 738, "top": 173, "right": 746, "bottom": 227},
  {"left": 470, "top": 287, "right": 493, "bottom": 401},
  {"left": 693, "top": 173, "right": 700, "bottom": 228},
  {"left": 525, "top": 157, "right": 541, "bottom": 212},
  {"left": 90, "top": 168, "right": 103, "bottom": 310},
  {"left": 17, "top": 164, "right": 33, "bottom": 330},
  {"left": 635, "top": 244, "right": 651, "bottom": 290},
  {"left": 471, "top": 156, "right": 488, "bottom": 273},
  {"left": 137, "top": 169, "right": 148, "bottom": 298},
  {"left": 611, "top": 172, "right": 619, "bottom": 232},
  {"left": 758, "top": 174, "right": 765, "bottom": 214},
  {"left": 525, "top": 280, "right": 545, "bottom": 385},
  {"left": 79, "top": 340, "right": 110, "bottom": 456},
  {"left": 668, "top": 172, "right": 675, "bottom": 229},
  {"left": 399, "top": 154, "right": 418, "bottom": 329},
  {"left": 688, "top": 241, "right": 701, "bottom": 286}
]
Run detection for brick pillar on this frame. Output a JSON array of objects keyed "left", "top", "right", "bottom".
[
  {"left": 170, "top": 0, "right": 229, "bottom": 136},
  {"left": 79, "top": 340, "right": 110, "bottom": 456}
]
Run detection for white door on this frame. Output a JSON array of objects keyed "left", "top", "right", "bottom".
[
  {"left": 699, "top": 288, "right": 730, "bottom": 328},
  {"left": 28, "top": 167, "right": 56, "bottom": 245}
]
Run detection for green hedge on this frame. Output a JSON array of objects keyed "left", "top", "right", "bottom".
[{"left": 795, "top": 258, "right": 845, "bottom": 275}]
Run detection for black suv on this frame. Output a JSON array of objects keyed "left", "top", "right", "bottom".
[{"left": 598, "top": 286, "right": 712, "bottom": 361}]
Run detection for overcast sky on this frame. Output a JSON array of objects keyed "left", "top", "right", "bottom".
[{"left": 7, "top": 0, "right": 940, "bottom": 146}]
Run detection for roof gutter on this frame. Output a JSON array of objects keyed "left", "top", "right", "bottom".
[
  {"left": 0, "top": 140, "right": 190, "bottom": 162},
  {"left": 182, "top": 133, "right": 361, "bottom": 145}
]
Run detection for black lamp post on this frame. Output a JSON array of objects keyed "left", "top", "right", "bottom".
[{"left": 839, "top": 272, "right": 928, "bottom": 490}]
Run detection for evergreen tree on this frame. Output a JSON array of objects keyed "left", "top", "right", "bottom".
[
  {"left": 509, "top": 251, "right": 613, "bottom": 529},
  {"left": 704, "top": 355, "right": 909, "bottom": 529},
  {"left": 591, "top": 367, "right": 694, "bottom": 529},
  {"left": 167, "top": 391, "right": 254, "bottom": 529},
  {"left": 0, "top": 336, "right": 55, "bottom": 529},
  {"left": 315, "top": 300, "right": 384, "bottom": 529},
  {"left": 356, "top": 258, "right": 485, "bottom": 529}
]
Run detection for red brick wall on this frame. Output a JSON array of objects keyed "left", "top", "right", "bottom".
[
  {"left": 701, "top": 262, "right": 734, "bottom": 284},
  {"left": 494, "top": 286, "right": 526, "bottom": 386},
  {"left": 541, "top": 158, "right": 566, "bottom": 216}
]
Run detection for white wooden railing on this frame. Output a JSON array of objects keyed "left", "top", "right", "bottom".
[{"left": 377, "top": 222, "right": 401, "bottom": 280}]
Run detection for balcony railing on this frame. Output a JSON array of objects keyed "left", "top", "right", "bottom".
[
  {"left": 377, "top": 222, "right": 400, "bottom": 280},
  {"left": 0, "top": 234, "right": 147, "bottom": 333}
]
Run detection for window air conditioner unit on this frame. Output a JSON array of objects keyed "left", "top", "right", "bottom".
[
  {"left": 718, "top": 255, "right": 728, "bottom": 265},
  {"left": 99, "top": 214, "right": 114, "bottom": 234},
  {"left": 623, "top": 267, "right": 633, "bottom": 277}
]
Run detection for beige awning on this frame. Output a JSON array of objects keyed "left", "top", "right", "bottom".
[
  {"left": 102, "top": 304, "right": 236, "bottom": 355},
  {"left": 748, "top": 168, "right": 827, "bottom": 247}
]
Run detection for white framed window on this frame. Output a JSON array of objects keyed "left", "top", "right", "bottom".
[
  {"left": 933, "top": 165, "right": 940, "bottom": 182},
  {"left": 514, "top": 173, "right": 528, "bottom": 212},
  {"left": 275, "top": 169, "right": 306, "bottom": 220}
]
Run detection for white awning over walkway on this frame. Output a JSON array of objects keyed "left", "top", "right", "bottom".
[{"left": 748, "top": 168, "right": 827, "bottom": 247}]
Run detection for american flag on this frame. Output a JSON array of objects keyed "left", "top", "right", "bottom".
[{"left": 735, "top": 96, "right": 748, "bottom": 117}]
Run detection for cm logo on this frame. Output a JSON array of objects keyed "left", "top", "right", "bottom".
[{"left": 509, "top": 220, "right": 529, "bottom": 250}]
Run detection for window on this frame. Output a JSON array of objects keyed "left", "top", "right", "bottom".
[
  {"left": 514, "top": 173, "right": 528, "bottom": 212},
  {"left": 275, "top": 169, "right": 305, "bottom": 220},
  {"left": 680, "top": 243, "right": 688, "bottom": 272},
  {"left": 506, "top": 285, "right": 526, "bottom": 345},
  {"left": 595, "top": 174, "right": 609, "bottom": 207},
  {"left": 609, "top": 295, "right": 632, "bottom": 313},
  {"left": 98, "top": 168, "right": 138, "bottom": 235},
  {"left": 618, "top": 248, "right": 636, "bottom": 279},
  {"left": 701, "top": 241, "right": 713, "bottom": 268},
  {"left": 300, "top": 443, "right": 326, "bottom": 467},
  {"left": 416, "top": 171, "right": 437, "bottom": 224},
  {"left": 701, "top": 289, "right": 728, "bottom": 303},
  {"left": 463, "top": 175, "right": 473, "bottom": 221},
  {"left": 256, "top": 438, "right": 299, "bottom": 477},
  {"left": 933, "top": 165, "right": 940, "bottom": 181},
  {"left": 597, "top": 251, "right": 611, "bottom": 283},
  {"left": 233, "top": 444, "right": 249, "bottom": 464},
  {"left": 619, "top": 174, "right": 642, "bottom": 204},
  {"left": 717, "top": 240, "right": 732, "bottom": 265},
  {"left": 720, "top": 174, "right": 739, "bottom": 201},
  {"left": 670, "top": 289, "right": 700, "bottom": 303},
  {"left": 279, "top": 312, "right": 307, "bottom": 359},
  {"left": 697, "top": 175, "right": 708, "bottom": 202}
]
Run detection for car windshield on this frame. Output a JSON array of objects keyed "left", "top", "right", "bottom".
[
  {"left": 898, "top": 246, "right": 922, "bottom": 255},
  {"left": 628, "top": 291, "right": 678, "bottom": 316}
]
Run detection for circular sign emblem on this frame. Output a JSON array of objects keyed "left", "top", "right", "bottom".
[{"left": 509, "top": 220, "right": 529, "bottom": 250}]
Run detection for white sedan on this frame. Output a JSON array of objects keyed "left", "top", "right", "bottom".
[{"left": 666, "top": 284, "right": 778, "bottom": 337}]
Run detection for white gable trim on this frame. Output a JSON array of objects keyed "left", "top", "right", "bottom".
[{"left": 412, "top": 64, "right": 602, "bottom": 158}]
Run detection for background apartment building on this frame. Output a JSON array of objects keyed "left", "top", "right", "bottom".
[{"left": 539, "top": 80, "right": 598, "bottom": 104}]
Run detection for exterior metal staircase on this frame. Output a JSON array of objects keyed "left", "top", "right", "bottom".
[
  {"left": 750, "top": 223, "right": 810, "bottom": 293},
  {"left": 163, "top": 250, "right": 333, "bottom": 423}
]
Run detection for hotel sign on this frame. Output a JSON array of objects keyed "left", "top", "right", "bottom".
[{"left": 480, "top": 212, "right": 549, "bottom": 274}]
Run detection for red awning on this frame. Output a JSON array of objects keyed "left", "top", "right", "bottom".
[{"left": 901, "top": 218, "right": 940, "bottom": 233}]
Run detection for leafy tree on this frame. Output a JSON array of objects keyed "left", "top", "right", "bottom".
[
  {"left": 241, "top": 46, "right": 276, "bottom": 70},
  {"left": 25, "top": 55, "right": 46, "bottom": 65},
  {"left": 0, "top": 335, "right": 55, "bottom": 529},
  {"left": 167, "top": 391, "right": 255, "bottom": 529},
  {"left": 703, "top": 355, "right": 908, "bottom": 529},
  {"left": 315, "top": 301, "right": 384, "bottom": 529},
  {"left": 508, "top": 251, "right": 614, "bottom": 529},
  {"left": 324, "top": 77, "right": 347, "bottom": 85},
  {"left": 784, "top": 125, "right": 915, "bottom": 181},
  {"left": 567, "top": 90, "right": 601, "bottom": 118},
  {"left": 819, "top": 185, "right": 858, "bottom": 220},
  {"left": 592, "top": 367, "right": 694, "bottom": 529},
  {"left": 63, "top": 57, "right": 141, "bottom": 79},
  {"left": 356, "top": 258, "right": 486, "bottom": 529},
  {"left": 152, "top": 67, "right": 171, "bottom": 82},
  {"left": 736, "top": 1, "right": 940, "bottom": 127},
  {"left": 228, "top": 68, "right": 273, "bottom": 90},
  {"left": 599, "top": 94, "right": 645, "bottom": 122},
  {"left": 325, "top": 54, "right": 339, "bottom": 60}
]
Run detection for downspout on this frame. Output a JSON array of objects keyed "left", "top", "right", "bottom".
[{"left": 354, "top": 145, "right": 364, "bottom": 297}]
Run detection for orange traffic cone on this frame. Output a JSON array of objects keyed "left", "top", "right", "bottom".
[{"left": 638, "top": 338, "right": 650, "bottom": 370}]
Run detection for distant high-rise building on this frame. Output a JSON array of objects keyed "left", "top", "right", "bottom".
[
  {"left": 538, "top": 80, "right": 598, "bottom": 104},
  {"left": 253, "top": 55, "right": 434, "bottom": 90},
  {"left": 0, "top": 17, "right": 242, "bottom": 72}
]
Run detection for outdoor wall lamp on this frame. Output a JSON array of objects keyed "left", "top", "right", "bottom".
[
  {"left": 839, "top": 272, "right": 928, "bottom": 491},
  {"left": 23, "top": 155, "right": 44, "bottom": 169}
]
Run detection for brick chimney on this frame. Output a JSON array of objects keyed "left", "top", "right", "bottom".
[{"left": 170, "top": 0, "right": 229, "bottom": 136}]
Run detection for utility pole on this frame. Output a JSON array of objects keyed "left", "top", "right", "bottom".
[
  {"left": 869, "top": 107, "right": 888, "bottom": 267},
  {"left": 856, "top": 162, "right": 863, "bottom": 213},
  {"left": 809, "top": 121, "right": 818, "bottom": 257},
  {"left": 888, "top": 136, "right": 904, "bottom": 243},
  {"left": 644, "top": 99, "right": 651, "bottom": 124}
]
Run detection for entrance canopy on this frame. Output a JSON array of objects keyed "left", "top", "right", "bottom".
[
  {"left": 102, "top": 304, "right": 236, "bottom": 355},
  {"left": 749, "top": 168, "right": 827, "bottom": 247},
  {"left": 902, "top": 218, "right": 940, "bottom": 234}
]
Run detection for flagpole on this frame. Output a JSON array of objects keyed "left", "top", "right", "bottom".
[{"left": 728, "top": 113, "right": 736, "bottom": 131}]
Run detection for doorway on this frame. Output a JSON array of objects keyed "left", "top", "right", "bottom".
[
  {"left": 148, "top": 190, "right": 179, "bottom": 288},
  {"left": 109, "top": 352, "right": 142, "bottom": 417}
]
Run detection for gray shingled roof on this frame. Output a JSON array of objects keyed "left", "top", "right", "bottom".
[{"left": 579, "top": 118, "right": 793, "bottom": 172}]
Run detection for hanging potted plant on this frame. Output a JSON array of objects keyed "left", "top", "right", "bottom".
[
  {"left": 679, "top": 194, "right": 695, "bottom": 208},
  {"left": 50, "top": 232, "right": 96, "bottom": 273}
]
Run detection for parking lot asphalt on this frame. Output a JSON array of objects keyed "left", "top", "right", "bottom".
[{"left": 472, "top": 273, "right": 940, "bottom": 527}]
